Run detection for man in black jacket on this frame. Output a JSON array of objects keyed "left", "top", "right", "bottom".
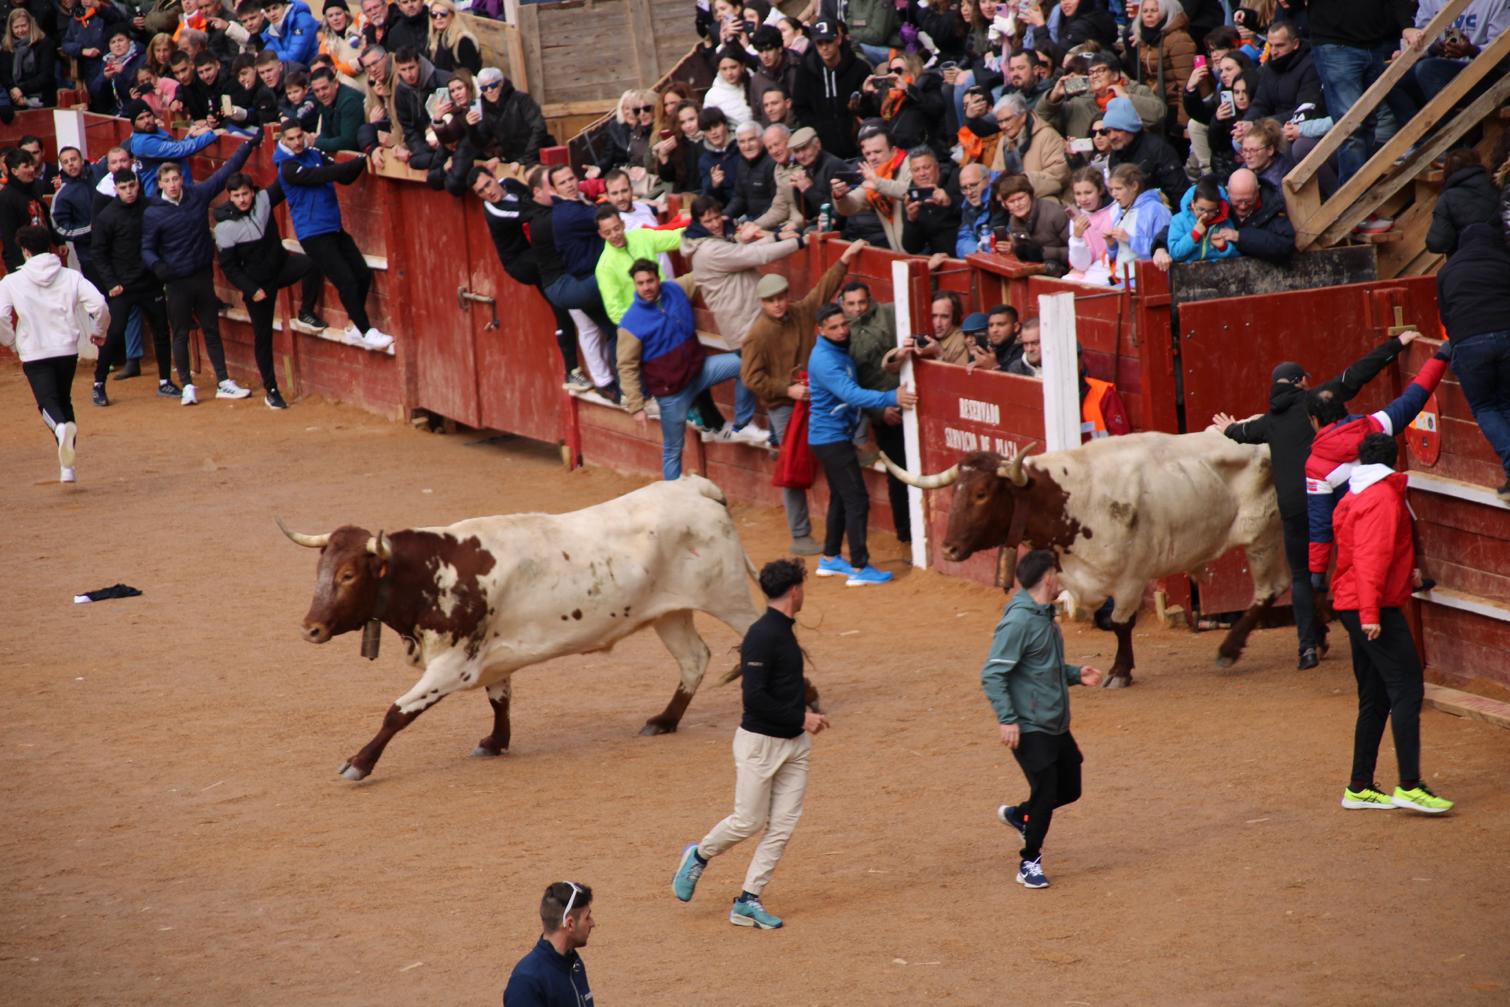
[
  {"left": 791, "top": 19, "right": 869, "bottom": 160},
  {"left": 900, "top": 147, "right": 961, "bottom": 255},
  {"left": 213, "top": 172, "right": 324, "bottom": 409},
  {"left": 1243, "top": 22, "right": 1322, "bottom": 126},
  {"left": 788, "top": 126, "right": 849, "bottom": 224},
  {"left": 670, "top": 558, "right": 828, "bottom": 931},
  {"left": 469, "top": 67, "right": 548, "bottom": 166},
  {"left": 1224, "top": 169, "right": 1295, "bottom": 262},
  {"left": 723, "top": 121, "right": 779, "bottom": 223},
  {"left": 381, "top": 0, "right": 428, "bottom": 54},
  {"left": 391, "top": 47, "right": 451, "bottom": 168},
  {"left": 0, "top": 149, "right": 54, "bottom": 273},
  {"left": 1436, "top": 222, "right": 1510, "bottom": 499},
  {"left": 1103, "top": 97, "right": 1187, "bottom": 209},
  {"left": 89, "top": 170, "right": 174, "bottom": 404},
  {"left": 1213, "top": 331, "right": 1420, "bottom": 667}
]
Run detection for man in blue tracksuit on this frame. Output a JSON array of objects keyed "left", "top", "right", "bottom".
[
  {"left": 501, "top": 881, "right": 594, "bottom": 1007},
  {"left": 259, "top": 0, "right": 320, "bottom": 66},
  {"left": 122, "top": 100, "right": 219, "bottom": 197},
  {"left": 273, "top": 119, "right": 392, "bottom": 350},
  {"left": 807, "top": 303, "right": 917, "bottom": 586},
  {"left": 140, "top": 127, "right": 259, "bottom": 405},
  {"left": 982, "top": 549, "right": 1106, "bottom": 890}
]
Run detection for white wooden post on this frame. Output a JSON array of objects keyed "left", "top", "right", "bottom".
[
  {"left": 1039, "top": 291, "right": 1081, "bottom": 452},
  {"left": 53, "top": 108, "right": 88, "bottom": 158},
  {"left": 891, "top": 258, "right": 929, "bottom": 569}
]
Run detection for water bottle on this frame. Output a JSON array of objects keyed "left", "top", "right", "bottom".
[
  {"left": 818, "top": 203, "right": 832, "bottom": 233},
  {"left": 977, "top": 223, "right": 993, "bottom": 254}
]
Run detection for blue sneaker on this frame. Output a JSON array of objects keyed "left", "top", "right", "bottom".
[
  {"left": 845, "top": 564, "right": 894, "bottom": 587},
  {"left": 997, "top": 804, "right": 1027, "bottom": 842},
  {"left": 815, "top": 555, "right": 855, "bottom": 578},
  {"left": 672, "top": 843, "right": 705, "bottom": 902},
  {"left": 729, "top": 895, "right": 783, "bottom": 929},
  {"left": 1016, "top": 856, "right": 1049, "bottom": 889}
]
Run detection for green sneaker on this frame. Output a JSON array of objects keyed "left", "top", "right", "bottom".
[
  {"left": 1341, "top": 783, "right": 1396, "bottom": 810},
  {"left": 1391, "top": 784, "right": 1454, "bottom": 814},
  {"left": 729, "top": 896, "right": 783, "bottom": 929}
]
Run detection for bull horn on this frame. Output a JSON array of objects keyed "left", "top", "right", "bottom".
[
  {"left": 880, "top": 452, "right": 959, "bottom": 490},
  {"left": 996, "top": 441, "right": 1039, "bottom": 486},
  {"left": 366, "top": 530, "right": 393, "bottom": 561},
  {"left": 276, "top": 516, "right": 331, "bottom": 549}
]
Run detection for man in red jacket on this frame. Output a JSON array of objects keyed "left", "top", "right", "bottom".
[{"left": 1332, "top": 433, "right": 1452, "bottom": 815}]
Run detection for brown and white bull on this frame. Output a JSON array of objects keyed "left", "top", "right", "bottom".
[
  {"left": 280, "top": 477, "right": 768, "bottom": 780},
  {"left": 885, "top": 430, "right": 1288, "bottom": 686}
]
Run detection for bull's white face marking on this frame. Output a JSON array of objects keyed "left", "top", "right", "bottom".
[{"left": 433, "top": 562, "right": 460, "bottom": 618}]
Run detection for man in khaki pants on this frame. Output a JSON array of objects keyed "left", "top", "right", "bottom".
[{"left": 671, "top": 558, "right": 828, "bottom": 929}]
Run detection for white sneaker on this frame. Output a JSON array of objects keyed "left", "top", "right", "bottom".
[
  {"left": 732, "top": 424, "right": 771, "bottom": 446},
  {"left": 361, "top": 327, "right": 394, "bottom": 351},
  {"left": 342, "top": 323, "right": 364, "bottom": 345},
  {"left": 216, "top": 379, "right": 251, "bottom": 399},
  {"left": 704, "top": 422, "right": 736, "bottom": 443},
  {"left": 56, "top": 421, "right": 77, "bottom": 467},
  {"left": 181, "top": 383, "right": 199, "bottom": 406},
  {"left": 60, "top": 466, "right": 76, "bottom": 483}
]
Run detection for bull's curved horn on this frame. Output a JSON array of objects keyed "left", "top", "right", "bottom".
[
  {"left": 366, "top": 530, "right": 393, "bottom": 561},
  {"left": 880, "top": 452, "right": 959, "bottom": 490},
  {"left": 276, "top": 515, "right": 331, "bottom": 549},
  {"left": 996, "top": 440, "right": 1040, "bottom": 486}
]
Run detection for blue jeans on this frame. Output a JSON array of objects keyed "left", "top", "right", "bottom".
[
  {"left": 855, "top": 42, "right": 891, "bottom": 67},
  {"left": 1450, "top": 331, "right": 1510, "bottom": 479},
  {"left": 655, "top": 353, "right": 756, "bottom": 480},
  {"left": 125, "top": 306, "right": 143, "bottom": 360},
  {"left": 545, "top": 272, "right": 615, "bottom": 337},
  {"left": 1311, "top": 42, "right": 1418, "bottom": 182}
]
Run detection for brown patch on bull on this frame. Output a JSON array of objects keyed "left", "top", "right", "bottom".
[
  {"left": 572, "top": 609, "right": 583, "bottom": 620},
  {"left": 562, "top": 551, "right": 570, "bottom": 561},
  {"left": 940, "top": 452, "right": 1087, "bottom": 563}
]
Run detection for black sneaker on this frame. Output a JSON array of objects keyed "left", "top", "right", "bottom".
[
  {"left": 997, "top": 804, "right": 1027, "bottom": 842},
  {"left": 157, "top": 380, "right": 182, "bottom": 398},
  {"left": 112, "top": 358, "right": 141, "bottom": 381},
  {"left": 1298, "top": 647, "right": 1319, "bottom": 670},
  {"left": 264, "top": 388, "right": 288, "bottom": 410},
  {"left": 91, "top": 382, "right": 109, "bottom": 407},
  {"left": 297, "top": 311, "right": 327, "bottom": 330},
  {"left": 1016, "top": 856, "right": 1050, "bottom": 889}
]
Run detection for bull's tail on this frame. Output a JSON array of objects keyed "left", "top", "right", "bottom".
[{"left": 744, "top": 551, "right": 759, "bottom": 581}]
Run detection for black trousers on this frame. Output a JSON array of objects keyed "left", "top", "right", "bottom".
[
  {"left": 165, "top": 269, "right": 228, "bottom": 385},
  {"left": 97, "top": 284, "right": 170, "bottom": 384},
  {"left": 300, "top": 231, "right": 371, "bottom": 333},
  {"left": 1282, "top": 510, "right": 1319, "bottom": 653},
  {"left": 874, "top": 416, "right": 912, "bottom": 544},
  {"left": 245, "top": 253, "right": 321, "bottom": 390},
  {"left": 23, "top": 354, "right": 78, "bottom": 430},
  {"left": 1011, "top": 729, "right": 1084, "bottom": 861},
  {"left": 812, "top": 440, "right": 871, "bottom": 569},
  {"left": 1338, "top": 609, "right": 1423, "bottom": 790}
]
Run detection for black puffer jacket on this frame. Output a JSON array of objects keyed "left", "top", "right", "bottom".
[
  {"left": 724, "top": 150, "right": 778, "bottom": 222},
  {"left": 90, "top": 195, "right": 155, "bottom": 292},
  {"left": 1231, "top": 179, "right": 1296, "bottom": 263},
  {"left": 213, "top": 182, "right": 290, "bottom": 297},
  {"left": 1427, "top": 165, "right": 1501, "bottom": 256},
  {"left": 468, "top": 79, "right": 548, "bottom": 164},
  {"left": 1437, "top": 222, "right": 1510, "bottom": 343},
  {"left": 1246, "top": 42, "right": 1322, "bottom": 124}
]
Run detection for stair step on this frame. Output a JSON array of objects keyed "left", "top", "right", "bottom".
[
  {"left": 1423, "top": 683, "right": 1510, "bottom": 730},
  {"left": 1414, "top": 585, "right": 1510, "bottom": 624}
]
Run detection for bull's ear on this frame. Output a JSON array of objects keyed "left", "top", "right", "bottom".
[{"left": 373, "top": 558, "right": 389, "bottom": 580}]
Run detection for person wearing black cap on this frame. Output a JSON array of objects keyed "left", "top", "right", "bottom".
[
  {"left": 791, "top": 18, "right": 869, "bottom": 160},
  {"left": 1211, "top": 331, "right": 1421, "bottom": 669},
  {"left": 749, "top": 24, "right": 799, "bottom": 114}
]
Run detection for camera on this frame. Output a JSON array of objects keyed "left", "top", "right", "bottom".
[
  {"left": 1063, "top": 75, "right": 1090, "bottom": 97},
  {"left": 833, "top": 169, "right": 864, "bottom": 186}
]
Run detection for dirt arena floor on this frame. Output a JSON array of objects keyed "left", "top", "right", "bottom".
[{"left": 3, "top": 366, "right": 1509, "bottom": 1007}]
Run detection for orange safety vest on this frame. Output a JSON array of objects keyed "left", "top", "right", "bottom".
[{"left": 1081, "top": 377, "right": 1113, "bottom": 440}]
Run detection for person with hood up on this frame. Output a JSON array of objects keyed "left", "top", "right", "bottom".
[
  {"left": 791, "top": 18, "right": 870, "bottom": 159},
  {"left": 1, "top": 224, "right": 108, "bottom": 483},
  {"left": 982, "top": 549, "right": 1107, "bottom": 890},
  {"left": 1330, "top": 433, "right": 1454, "bottom": 815},
  {"left": 1104, "top": 162, "right": 1170, "bottom": 285},
  {"left": 1167, "top": 175, "right": 1241, "bottom": 262},
  {"left": 259, "top": 0, "right": 319, "bottom": 66},
  {"left": 1427, "top": 147, "right": 1502, "bottom": 256},
  {"left": 704, "top": 45, "right": 755, "bottom": 131},
  {"left": 467, "top": 66, "right": 547, "bottom": 165},
  {"left": 1436, "top": 221, "right": 1510, "bottom": 500},
  {"left": 121, "top": 98, "right": 219, "bottom": 197},
  {"left": 1213, "top": 331, "right": 1420, "bottom": 669}
]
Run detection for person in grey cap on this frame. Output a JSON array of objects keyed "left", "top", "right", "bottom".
[{"left": 1211, "top": 331, "right": 1423, "bottom": 670}]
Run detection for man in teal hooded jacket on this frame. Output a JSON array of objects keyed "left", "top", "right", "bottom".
[{"left": 981, "top": 549, "right": 1104, "bottom": 890}]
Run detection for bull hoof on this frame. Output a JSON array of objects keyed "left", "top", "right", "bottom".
[
  {"left": 1103, "top": 674, "right": 1132, "bottom": 689},
  {"left": 338, "top": 760, "right": 370, "bottom": 781},
  {"left": 471, "top": 744, "right": 507, "bottom": 758},
  {"left": 639, "top": 722, "right": 676, "bottom": 737},
  {"left": 1215, "top": 653, "right": 1237, "bottom": 668}
]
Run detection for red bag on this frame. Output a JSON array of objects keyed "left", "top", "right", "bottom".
[{"left": 773, "top": 381, "right": 817, "bottom": 490}]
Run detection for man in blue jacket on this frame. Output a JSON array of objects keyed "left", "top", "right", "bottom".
[
  {"left": 122, "top": 100, "right": 219, "bottom": 197},
  {"left": 983, "top": 549, "right": 1105, "bottom": 890},
  {"left": 140, "top": 129, "right": 259, "bottom": 406},
  {"left": 807, "top": 303, "right": 916, "bottom": 586},
  {"left": 273, "top": 119, "right": 393, "bottom": 350},
  {"left": 501, "top": 881, "right": 594, "bottom": 1007},
  {"left": 259, "top": 0, "right": 320, "bottom": 67}
]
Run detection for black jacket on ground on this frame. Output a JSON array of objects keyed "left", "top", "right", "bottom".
[
  {"left": 1224, "top": 336, "right": 1405, "bottom": 517},
  {"left": 740, "top": 607, "right": 806, "bottom": 739},
  {"left": 1109, "top": 130, "right": 1186, "bottom": 209},
  {"left": 90, "top": 196, "right": 156, "bottom": 292},
  {"left": 1436, "top": 223, "right": 1510, "bottom": 343},
  {"left": 792, "top": 44, "right": 870, "bottom": 160},
  {"left": 1427, "top": 166, "right": 1502, "bottom": 256},
  {"left": 1232, "top": 180, "right": 1296, "bottom": 262}
]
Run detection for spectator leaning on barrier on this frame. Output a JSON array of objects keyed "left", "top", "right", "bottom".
[
  {"left": 1007, "top": 316, "right": 1043, "bottom": 377},
  {"left": 469, "top": 66, "right": 547, "bottom": 166},
  {"left": 1331, "top": 433, "right": 1453, "bottom": 816},
  {"left": 273, "top": 119, "right": 395, "bottom": 351},
  {"left": 954, "top": 162, "right": 998, "bottom": 259},
  {"left": 839, "top": 279, "right": 913, "bottom": 544},
  {"left": 0, "top": 226, "right": 108, "bottom": 485},
  {"left": 1167, "top": 175, "right": 1240, "bottom": 263},
  {"left": 593, "top": 202, "right": 686, "bottom": 328},
  {"left": 1105, "top": 162, "right": 1170, "bottom": 283},
  {"left": 681, "top": 192, "right": 801, "bottom": 356},
  {"left": 308, "top": 65, "right": 364, "bottom": 152},
  {"left": 122, "top": 99, "right": 219, "bottom": 197},
  {"left": 1224, "top": 167, "right": 1295, "bottom": 263},
  {"left": 808, "top": 303, "right": 918, "bottom": 587},
  {"left": 140, "top": 132, "right": 260, "bottom": 406},
  {"left": 890, "top": 290, "right": 970, "bottom": 367},
  {"left": 788, "top": 125, "right": 848, "bottom": 223},
  {"left": 1427, "top": 147, "right": 1502, "bottom": 257},
  {"left": 618, "top": 261, "right": 756, "bottom": 479},
  {"left": 967, "top": 303, "right": 1024, "bottom": 374},
  {"left": 1436, "top": 222, "right": 1510, "bottom": 501},
  {"left": 832, "top": 121, "right": 913, "bottom": 253},
  {"left": 741, "top": 240, "right": 867, "bottom": 555},
  {"left": 755, "top": 124, "right": 806, "bottom": 232},
  {"left": 900, "top": 146, "right": 961, "bottom": 256},
  {"left": 995, "top": 171, "right": 1071, "bottom": 275},
  {"left": 214, "top": 171, "right": 326, "bottom": 410},
  {"left": 501, "top": 882, "right": 594, "bottom": 1007}
]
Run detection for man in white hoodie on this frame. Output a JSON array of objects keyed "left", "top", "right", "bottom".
[{"left": 0, "top": 226, "right": 110, "bottom": 484}]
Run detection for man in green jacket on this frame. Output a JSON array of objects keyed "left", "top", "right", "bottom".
[
  {"left": 310, "top": 68, "right": 365, "bottom": 154},
  {"left": 593, "top": 204, "right": 686, "bottom": 324},
  {"left": 981, "top": 549, "right": 1104, "bottom": 889}
]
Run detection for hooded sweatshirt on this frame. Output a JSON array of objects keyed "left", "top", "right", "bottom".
[
  {"left": 792, "top": 43, "right": 870, "bottom": 159},
  {"left": 980, "top": 588, "right": 1086, "bottom": 736},
  {"left": 1331, "top": 466, "right": 1415, "bottom": 626},
  {"left": 0, "top": 253, "right": 110, "bottom": 362}
]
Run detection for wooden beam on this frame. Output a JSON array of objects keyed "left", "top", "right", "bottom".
[
  {"left": 541, "top": 99, "right": 619, "bottom": 117},
  {"left": 518, "top": 3, "right": 544, "bottom": 104},
  {"left": 625, "top": 0, "right": 661, "bottom": 87},
  {"left": 1285, "top": 0, "right": 1476, "bottom": 191}
]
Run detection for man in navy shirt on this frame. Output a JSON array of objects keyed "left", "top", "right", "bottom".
[{"left": 502, "top": 881, "right": 594, "bottom": 1007}]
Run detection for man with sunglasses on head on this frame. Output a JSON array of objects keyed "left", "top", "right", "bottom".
[{"left": 502, "top": 881, "right": 595, "bottom": 1007}]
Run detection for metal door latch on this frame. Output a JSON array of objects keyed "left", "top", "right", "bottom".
[{"left": 457, "top": 286, "right": 500, "bottom": 330}]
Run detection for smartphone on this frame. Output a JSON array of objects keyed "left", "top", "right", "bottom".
[
  {"left": 908, "top": 186, "right": 935, "bottom": 201},
  {"left": 1069, "top": 136, "right": 1094, "bottom": 153},
  {"left": 834, "top": 169, "right": 863, "bottom": 186},
  {"left": 1063, "top": 75, "right": 1090, "bottom": 97},
  {"left": 1193, "top": 55, "right": 1207, "bottom": 70},
  {"left": 659, "top": 128, "right": 673, "bottom": 140},
  {"left": 1220, "top": 88, "right": 1234, "bottom": 108},
  {"left": 220, "top": 93, "right": 233, "bottom": 116}
]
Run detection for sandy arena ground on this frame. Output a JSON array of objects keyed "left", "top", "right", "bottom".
[{"left": 2, "top": 366, "right": 1508, "bottom": 1006}]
